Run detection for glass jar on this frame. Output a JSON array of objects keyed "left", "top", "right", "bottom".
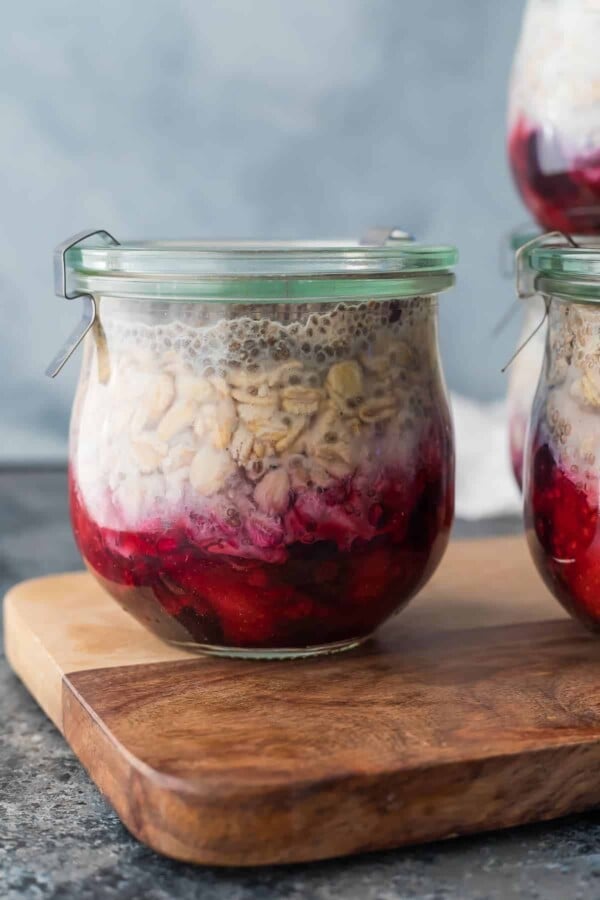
[
  {"left": 55, "top": 233, "right": 457, "bottom": 658},
  {"left": 505, "top": 228, "right": 544, "bottom": 490},
  {"left": 508, "top": 0, "right": 600, "bottom": 232},
  {"left": 522, "top": 234, "right": 600, "bottom": 628}
]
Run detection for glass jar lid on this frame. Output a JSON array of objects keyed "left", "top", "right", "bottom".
[
  {"left": 61, "top": 234, "right": 458, "bottom": 303},
  {"left": 523, "top": 233, "right": 600, "bottom": 302}
]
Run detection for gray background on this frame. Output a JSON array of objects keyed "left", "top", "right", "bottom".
[{"left": 1, "top": 0, "right": 526, "bottom": 463}]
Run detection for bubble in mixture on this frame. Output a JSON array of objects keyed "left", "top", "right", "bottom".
[{"left": 100, "top": 299, "right": 430, "bottom": 376}]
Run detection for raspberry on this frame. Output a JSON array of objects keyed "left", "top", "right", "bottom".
[
  {"left": 348, "top": 545, "right": 391, "bottom": 604},
  {"left": 151, "top": 576, "right": 189, "bottom": 616},
  {"left": 284, "top": 489, "right": 373, "bottom": 549},
  {"left": 202, "top": 582, "right": 279, "bottom": 645},
  {"left": 568, "top": 553, "right": 600, "bottom": 623},
  {"left": 531, "top": 444, "right": 597, "bottom": 560},
  {"left": 527, "top": 441, "right": 600, "bottom": 629}
]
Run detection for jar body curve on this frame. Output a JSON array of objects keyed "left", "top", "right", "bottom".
[{"left": 69, "top": 294, "right": 454, "bottom": 656}]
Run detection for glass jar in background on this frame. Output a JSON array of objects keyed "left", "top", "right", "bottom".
[
  {"left": 505, "top": 227, "right": 544, "bottom": 490},
  {"left": 522, "top": 235, "right": 600, "bottom": 629},
  {"left": 56, "top": 234, "right": 457, "bottom": 658},
  {"left": 508, "top": 0, "right": 600, "bottom": 233}
]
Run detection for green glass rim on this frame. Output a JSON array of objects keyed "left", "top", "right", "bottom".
[
  {"left": 536, "top": 275, "right": 600, "bottom": 303},
  {"left": 64, "top": 238, "right": 458, "bottom": 302},
  {"left": 527, "top": 236, "right": 600, "bottom": 303}
]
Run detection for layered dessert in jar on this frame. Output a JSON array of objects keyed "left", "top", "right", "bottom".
[
  {"left": 508, "top": 0, "right": 600, "bottom": 232},
  {"left": 523, "top": 238, "right": 600, "bottom": 628},
  {"left": 59, "top": 237, "right": 456, "bottom": 657}
]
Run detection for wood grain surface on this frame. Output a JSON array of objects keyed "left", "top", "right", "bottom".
[
  {"left": 4, "top": 534, "right": 563, "bottom": 729},
  {"left": 10, "top": 535, "right": 600, "bottom": 867},
  {"left": 4, "top": 571, "right": 187, "bottom": 729}
]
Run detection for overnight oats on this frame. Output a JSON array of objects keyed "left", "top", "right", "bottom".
[
  {"left": 508, "top": 0, "right": 600, "bottom": 232},
  {"left": 522, "top": 235, "right": 600, "bottom": 628},
  {"left": 57, "top": 235, "right": 457, "bottom": 657}
]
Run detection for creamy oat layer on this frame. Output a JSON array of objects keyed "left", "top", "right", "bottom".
[
  {"left": 540, "top": 304, "right": 600, "bottom": 480},
  {"left": 510, "top": 0, "right": 600, "bottom": 151},
  {"left": 72, "top": 299, "right": 438, "bottom": 529}
]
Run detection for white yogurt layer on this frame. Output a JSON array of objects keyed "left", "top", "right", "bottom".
[
  {"left": 537, "top": 303, "right": 600, "bottom": 487},
  {"left": 509, "top": 0, "right": 600, "bottom": 153},
  {"left": 71, "top": 299, "right": 440, "bottom": 530}
]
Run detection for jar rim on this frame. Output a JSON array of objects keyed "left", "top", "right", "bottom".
[
  {"left": 64, "top": 237, "right": 458, "bottom": 302},
  {"left": 528, "top": 235, "right": 600, "bottom": 276},
  {"left": 527, "top": 235, "right": 600, "bottom": 302}
]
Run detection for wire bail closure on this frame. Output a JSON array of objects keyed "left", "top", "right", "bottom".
[
  {"left": 503, "top": 231, "right": 578, "bottom": 373},
  {"left": 514, "top": 231, "right": 572, "bottom": 301},
  {"left": 46, "top": 229, "right": 120, "bottom": 378}
]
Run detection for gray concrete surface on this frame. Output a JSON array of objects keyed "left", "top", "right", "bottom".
[{"left": 3, "top": 469, "right": 600, "bottom": 900}]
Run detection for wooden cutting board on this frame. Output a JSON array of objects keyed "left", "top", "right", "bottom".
[{"left": 6, "top": 535, "right": 600, "bottom": 867}]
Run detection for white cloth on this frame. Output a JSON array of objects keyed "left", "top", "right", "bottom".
[{"left": 451, "top": 392, "right": 522, "bottom": 520}]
